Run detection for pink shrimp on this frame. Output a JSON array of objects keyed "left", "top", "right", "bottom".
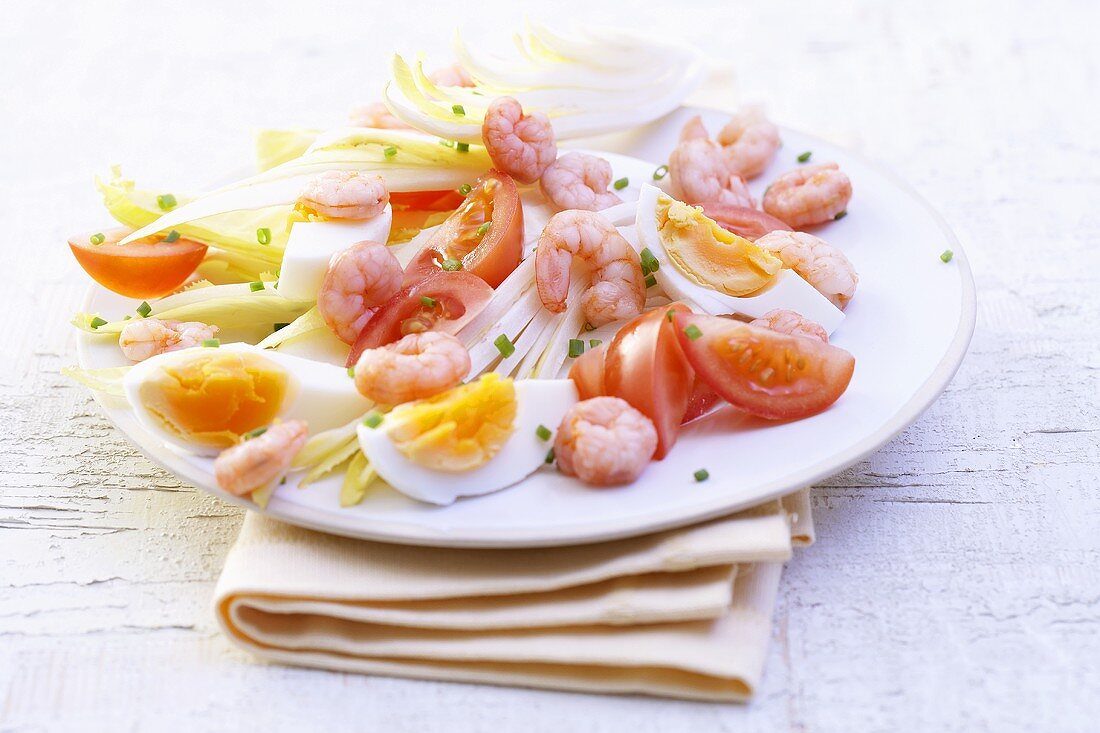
[
  {"left": 348, "top": 102, "right": 410, "bottom": 130},
  {"left": 481, "top": 97, "right": 557, "bottom": 185},
  {"left": 214, "top": 420, "right": 309, "bottom": 497},
  {"left": 668, "top": 138, "right": 755, "bottom": 207},
  {"left": 297, "top": 170, "right": 390, "bottom": 220},
  {"left": 118, "top": 319, "right": 218, "bottom": 362},
  {"left": 317, "top": 242, "right": 403, "bottom": 343},
  {"left": 428, "top": 64, "right": 474, "bottom": 87},
  {"left": 554, "top": 397, "right": 658, "bottom": 486},
  {"left": 535, "top": 210, "right": 646, "bottom": 327},
  {"left": 756, "top": 230, "right": 859, "bottom": 309},
  {"left": 762, "top": 163, "right": 852, "bottom": 228},
  {"left": 716, "top": 109, "right": 781, "bottom": 179},
  {"left": 749, "top": 309, "right": 828, "bottom": 342},
  {"left": 679, "top": 114, "right": 709, "bottom": 142},
  {"left": 539, "top": 152, "right": 623, "bottom": 212},
  {"left": 353, "top": 331, "right": 470, "bottom": 405}
]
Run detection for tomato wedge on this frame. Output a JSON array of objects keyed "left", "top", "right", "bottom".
[
  {"left": 699, "top": 203, "right": 789, "bottom": 241},
  {"left": 683, "top": 377, "right": 722, "bottom": 424},
  {"left": 569, "top": 342, "right": 607, "bottom": 400},
  {"left": 425, "top": 171, "right": 523, "bottom": 288},
  {"left": 347, "top": 271, "right": 492, "bottom": 366},
  {"left": 69, "top": 227, "right": 207, "bottom": 299},
  {"left": 673, "top": 313, "right": 854, "bottom": 420},
  {"left": 388, "top": 190, "right": 467, "bottom": 242}
]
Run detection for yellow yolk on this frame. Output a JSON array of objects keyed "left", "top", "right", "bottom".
[
  {"left": 658, "top": 199, "right": 783, "bottom": 296},
  {"left": 138, "top": 351, "right": 289, "bottom": 449},
  {"left": 385, "top": 373, "right": 517, "bottom": 472}
]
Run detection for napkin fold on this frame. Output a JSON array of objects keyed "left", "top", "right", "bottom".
[{"left": 214, "top": 490, "right": 812, "bottom": 702}]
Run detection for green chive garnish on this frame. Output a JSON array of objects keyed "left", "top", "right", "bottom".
[
  {"left": 136, "top": 301, "right": 152, "bottom": 317},
  {"left": 456, "top": 142, "right": 470, "bottom": 153},
  {"left": 494, "top": 334, "right": 515, "bottom": 358},
  {"left": 247, "top": 281, "right": 264, "bottom": 293},
  {"left": 363, "top": 411, "right": 384, "bottom": 429},
  {"left": 684, "top": 324, "right": 703, "bottom": 340},
  {"left": 645, "top": 274, "right": 657, "bottom": 288},
  {"left": 257, "top": 227, "right": 272, "bottom": 245},
  {"left": 347, "top": 366, "right": 355, "bottom": 378},
  {"left": 273, "top": 323, "right": 289, "bottom": 331},
  {"left": 653, "top": 164, "right": 669, "bottom": 180},
  {"left": 589, "top": 338, "right": 602, "bottom": 348},
  {"left": 640, "top": 248, "right": 660, "bottom": 274},
  {"left": 568, "top": 339, "right": 584, "bottom": 358},
  {"left": 834, "top": 211, "right": 848, "bottom": 221},
  {"left": 536, "top": 424, "right": 552, "bottom": 441},
  {"left": 123, "top": 315, "right": 132, "bottom": 321},
  {"left": 439, "top": 138, "right": 455, "bottom": 148},
  {"left": 383, "top": 145, "right": 397, "bottom": 158},
  {"left": 89, "top": 232, "right": 105, "bottom": 245},
  {"left": 477, "top": 222, "right": 491, "bottom": 236},
  {"left": 452, "top": 104, "right": 466, "bottom": 116},
  {"left": 545, "top": 447, "right": 555, "bottom": 464},
  {"left": 164, "top": 230, "right": 180, "bottom": 243},
  {"left": 202, "top": 338, "right": 220, "bottom": 348},
  {"left": 797, "top": 151, "right": 812, "bottom": 163},
  {"left": 694, "top": 468, "right": 709, "bottom": 482},
  {"left": 667, "top": 310, "right": 675, "bottom": 322},
  {"left": 613, "top": 177, "right": 629, "bottom": 190},
  {"left": 89, "top": 316, "right": 108, "bottom": 330},
  {"left": 940, "top": 249, "right": 954, "bottom": 263},
  {"left": 441, "top": 258, "right": 463, "bottom": 271},
  {"left": 583, "top": 322, "right": 595, "bottom": 332},
  {"left": 244, "top": 426, "right": 268, "bottom": 440},
  {"left": 458, "top": 183, "right": 472, "bottom": 196},
  {"left": 420, "top": 295, "right": 437, "bottom": 308},
  {"left": 156, "top": 193, "right": 177, "bottom": 211}
]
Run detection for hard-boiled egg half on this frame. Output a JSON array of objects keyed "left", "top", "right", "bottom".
[
  {"left": 277, "top": 207, "right": 393, "bottom": 301},
  {"left": 123, "top": 343, "right": 372, "bottom": 456},
  {"left": 359, "top": 374, "right": 578, "bottom": 505},
  {"left": 635, "top": 185, "right": 845, "bottom": 334}
]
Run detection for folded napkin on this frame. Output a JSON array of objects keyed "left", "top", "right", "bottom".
[{"left": 214, "top": 490, "right": 813, "bottom": 702}]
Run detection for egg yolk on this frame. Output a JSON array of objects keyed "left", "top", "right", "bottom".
[
  {"left": 658, "top": 198, "right": 783, "bottom": 296},
  {"left": 138, "top": 351, "right": 290, "bottom": 449},
  {"left": 385, "top": 373, "right": 517, "bottom": 472}
]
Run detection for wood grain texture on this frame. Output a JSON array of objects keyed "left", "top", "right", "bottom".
[{"left": 2, "top": 1, "right": 1097, "bottom": 731}]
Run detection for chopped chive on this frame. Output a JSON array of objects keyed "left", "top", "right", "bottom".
[
  {"left": 123, "top": 315, "right": 132, "bottom": 321},
  {"left": 613, "top": 177, "right": 629, "bottom": 190},
  {"left": 89, "top": 316, "right": 108, "bottom": 329},
  {"left": 652, "top": 164, "right": 669, "bottom": 180},
  {"left": 667, "top": 310, "right": 675, "bottom": 322},
  {"left": 494, "top": 333, "right": 515, "bottom": 358},
  {"left": 438, "top": 138, "right": 455, "bottom": 148},
  {"left": 797, "top": 150, "right": 812, "bottom": 163},
  {"left": 363, "top": 411, "right": 384, "bottom": 429},
  {"left": 257, "top": 227, "right": 272, "bottom": 245},
  {"left": 940, "top": 249, "right": 954, "bottom": 263},
  {"left": 589, "top": 338, "right": 602, "bottom": 348},
  {"left": 243, "top": 426, "right": 268, "bottom": 440},
  {"left": 248, "top": 281, "right": 265, "bottom": 292},
  {"left": 645, "top": 274, "right": 657, "bottom": 288},
  {"left": 452, "top": 104, "right": 466, "bottom": 116},
  {"left": 202, "top": 338, "right": 220, "bottom": 348},
  {"left": 568, "top": 339, "right": 585, "bottom": 358},
  {"left": 684, "top": 324, "right": 703, "bottom": 340},
  {"left": 834, "top": 211, "right": 848, "bottom": 221},
  {"left": 89, "top": 232, "right": 106, "bottom": 245},
  {"left": 156, "top": 193, "right": 177, "bottom": 211},
  {"left": 640, "top": 248, "right": 660, "bottom": 274},
  {"left": 280, "top": 477, "right": 287, "bottom": 485},
  {"left": 458, "top": 183, "right": 472, "bottom": 196},
  {"left": 476, "top": 222, "right": 491, "bottom": 236},
  {"left": 136, "top": 301, "right": 152, "bottom": 317},
  {"left": 536, "top": 424, "right": 552, "bottom": 441},
  {"left": 383, "top": 145, "right": 397, "bottom": 158},
  {"left": 693, "top": 468, "right": 710, "bottom": 482},
  {"left": 420, "top": 295, "right": 437, "bottom": 308},
  {"left": 346, "top": 366, "right": 355, "bottom": 378},
  {"left": 273, "top": 322, "right": 289, "bottom": 331},
  {"left": 441, "top": 258, "right": 463, "bottom": 271},
  {"left": 545, "top": 447, "right": 555, "bottom": 464},
  {"left": 583, "top": 322, "right": 595, "bottom": 332},
  {"left": 164, "top": 229, "right": 180, "bottom": 243},
  {"left": 455, "top": 142, "right": 470, "bottom": 153}
]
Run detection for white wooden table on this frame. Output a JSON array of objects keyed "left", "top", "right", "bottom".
[{"left": 3, "top": 2, "right": 1098, "bottom": 730}]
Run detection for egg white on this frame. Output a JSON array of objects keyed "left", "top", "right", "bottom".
[
  {"left": 634, "top": 184, "right": 845, "bottom": 334},
  {"left": 123, "top": 343, "right": 372, "bottom": 456},
  {"left": 358, "top": 379, "right": 579, "bottom": 505},
  {"left": 277, "top": 207, "right": 393, "bottom": 301}
]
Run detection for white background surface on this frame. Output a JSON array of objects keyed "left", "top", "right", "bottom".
[{"left": 2, "top": 1, "right": 1097, "bottom": 731}]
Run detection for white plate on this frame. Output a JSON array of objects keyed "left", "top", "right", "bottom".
[{"left": 77, "top": 106, "right": 975, "bottom": 548}]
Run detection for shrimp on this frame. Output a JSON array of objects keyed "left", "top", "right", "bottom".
[
  {"left": 481, "top": 97, "right": 557, "bottom": 185},
  {"left": 353, "top": 331, "right": 470, "bottom": 405},
  {"left": 214, "top": 420, "right": 309, "bottom": 497},
  {"left": 535, "top": 210, "right": 646, "bottom": 327},
  {"left": 554, "top": 397, "right": 658, "bottom": 486},
  {"left": 318, "top": 242, "right": 403, "bottom": 343},
  {"left": 297, "top": 170, "right": 390, "bottom": 220},
  {"left": 428, "top": 64, "right": 474, "bottom": 87},
  {"left": 668, "top": 139, "right": 755, "bottom": 207},
  {"left": 118, "top": 319, "right": 218, "bottom": 362},
  {"left": 539, "top": 152, "right": 623, "bottom": 212},
  {"left": 679, "top": 114, "right": 709, "bottom": 142},
  {"left": 749, "top": 309, "right": 828, "bottom": 343},
  {"left": 762, "top": 163, "right": 852, "bottom": 228},
  {"left": 716, "top": 109, "right": 780, "bottom": 179},
  {"left": 756, "top": 230, "right": 859, "bottom": 309},
  {"left": 348, "top": 102, "right": 410, "bottom": 130}
]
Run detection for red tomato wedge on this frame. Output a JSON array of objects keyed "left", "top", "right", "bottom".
[
  {"left": 683, "top": 377, "right": 722, "bottom": 424},
  {"left": 425, "top": 171, "right": 523, "bottom": 288},
  {"left": 673, "top": 313, "right": 855, "bottom": 420},
  {"left": 699, "top": 203, "right": 789, "bottom": 241},
  {"left": 569, "top": 342, "right": 607, "bottom": 400},
  {"left": 390, "top": 190, "right": 466, "bottom": 211},
  {"left": 68, "top": 227, "right": 207, "bottom": 299},
  {"left": 347, "top": 271, "right": 492, "bottom": 367}
]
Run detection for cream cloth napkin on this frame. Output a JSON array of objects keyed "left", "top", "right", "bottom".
[{"left": 214, "top": 490, "right": 813, "bottom": 702}]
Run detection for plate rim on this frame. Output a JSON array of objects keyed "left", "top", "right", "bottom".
[{"left": 77, "top": 110, "right": 977, "bottom": 548}]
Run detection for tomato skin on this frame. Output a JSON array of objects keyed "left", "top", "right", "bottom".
[
  {"left": 673, "top": 313, "right": 854, "bottom": 420},
  {"left": 346, "top": 271, "right": 492, "bottom": 367},
  {"left": 603, "top": 302, "right": 695, "bottom": 459},
  {"left": 69, "top": 228, "right": 207, "bottom": 299},
  {"left": 426, "top": 171, "right": 523, "bottom": 288},
  {"left": 390, "top": 190, "right": 466, "bottom": 211},
  {"left": 683, "top": 377, "right": 722, "bottom": 424},
  {"left": 568, "top": 343, "right": 607, "bottom": 399},
  {"left": 699, "top": 203, "right": 789, "bottom": 241}
]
